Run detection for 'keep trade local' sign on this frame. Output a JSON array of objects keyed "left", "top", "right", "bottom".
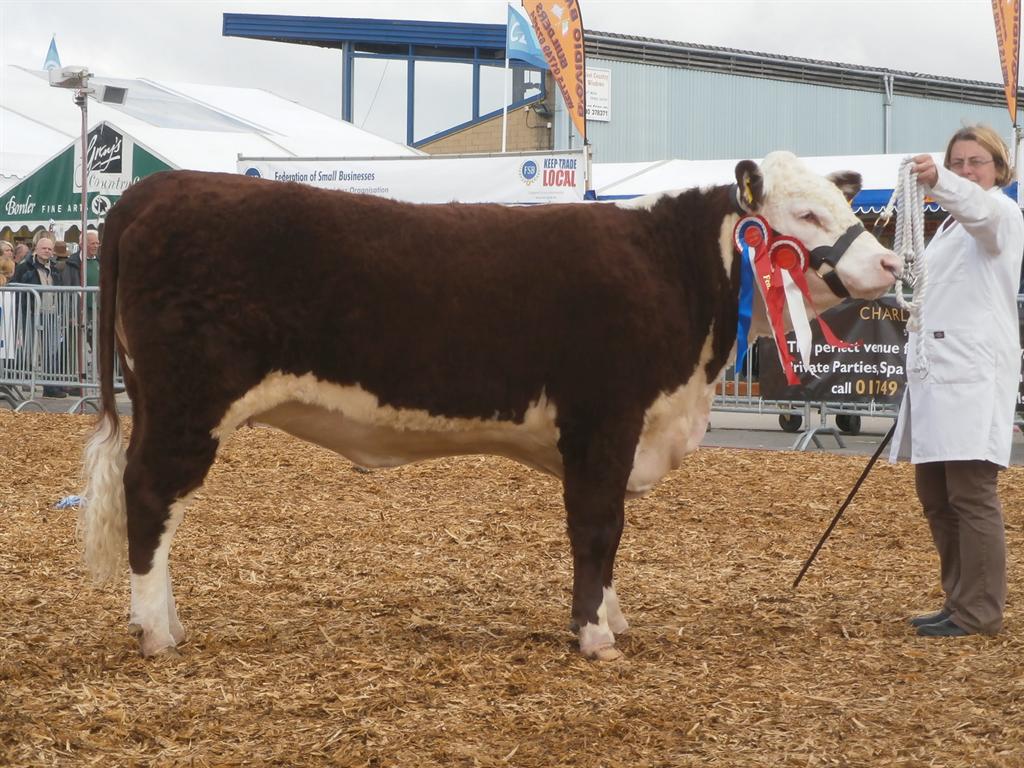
[{"left": 758, "top": 298, "right": 909, "bottom": 403}]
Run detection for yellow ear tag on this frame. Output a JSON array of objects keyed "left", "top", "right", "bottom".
[{"left": 743, "top": 177, "right": 754, "bottom": 207}]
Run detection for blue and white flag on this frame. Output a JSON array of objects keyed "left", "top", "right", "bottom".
[
  {"left": 43, "top": 35, "right": 61, "bottom": 71},
  {"left": 507, "top": 4, "right": 548, "bottom": 70}
]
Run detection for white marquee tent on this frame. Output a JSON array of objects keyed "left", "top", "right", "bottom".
[{"left": 0, "top": 64, "right": 420, "bottom": 194}]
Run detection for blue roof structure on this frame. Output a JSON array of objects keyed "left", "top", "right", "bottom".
[{"left": 223, "top": 14, "right": 507, "bottom": 50}]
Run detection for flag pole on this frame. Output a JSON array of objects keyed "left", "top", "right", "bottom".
[{"left": 501, "top": 45, "right": 510, "bottom": 153}]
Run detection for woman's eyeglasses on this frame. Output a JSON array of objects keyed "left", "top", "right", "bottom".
[{"left": 949, "top": 157, "right": 994, "bottom": 169}]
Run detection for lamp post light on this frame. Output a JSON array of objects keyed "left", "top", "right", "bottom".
[
  {"left": 49, "top": 65, "right": 93, "bottom": 400},
  {"left": 48, "top": 64, "right": 92, "bottom": 285}
]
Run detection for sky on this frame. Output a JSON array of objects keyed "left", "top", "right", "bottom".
[{"left": 0, "top": 1, "right": 1011, "bottom": 144}]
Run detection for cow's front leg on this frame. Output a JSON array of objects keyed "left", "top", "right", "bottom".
[
  {"left": 560, "top": 417, "right": 640, "bottom": 661},
  {"left": 567, "top": 507, "right": 626, "bottom": 661}
]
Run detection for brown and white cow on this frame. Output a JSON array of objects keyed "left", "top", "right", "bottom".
[{"left": 81, "top": 151, "right": 900, "bottom": 660}]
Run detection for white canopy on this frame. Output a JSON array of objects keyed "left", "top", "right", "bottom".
[
  {"left": 593, "top": 153, "right": 947, "bottom": 213},
  {"left": 0, "top": 65, "right": 420, "bottom": 193}
]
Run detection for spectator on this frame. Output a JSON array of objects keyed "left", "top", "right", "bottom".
[
  {"left": 65, "top": 229, "right": 100, "bottom": 289},
  {"left": 52, "top": 241, "right": 70, "bottom": 281},
  {"left": 0, "top": 255, "right": 13, "bottom": 286},
  {"left": 0, "top": 241, "right": 12, "bottom": 262},
  {"left": 12, "top": 243, "right": 29, "bottom": 265},
  {"left": 0, "top": 256, "right": 14, "bottom": 367},
  {"left": 891, "top": 125, "right": 1024, "bottom": 638},
  {"left": 12, "top": 237, "right": 66, "bottom": 398}
]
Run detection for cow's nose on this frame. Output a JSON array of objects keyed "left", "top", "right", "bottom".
[{"left": 880, "top": 251, "right": 903, "bottom": 282}]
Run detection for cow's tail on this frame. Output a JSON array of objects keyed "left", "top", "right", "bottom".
[{"left": 80, "top": 202, "right": 127, "bottom": 583}]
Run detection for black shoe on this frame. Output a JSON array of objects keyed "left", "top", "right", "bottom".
[
  {"left": 908, "top": 608, "right": 951, "bottom": 628},
  {"left": 917, "top": 617, "right": 972, "bottom": 637}
]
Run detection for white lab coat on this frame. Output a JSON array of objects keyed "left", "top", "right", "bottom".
[{"left": 890, "top": 166, "right": 1024, "bottom": 467}]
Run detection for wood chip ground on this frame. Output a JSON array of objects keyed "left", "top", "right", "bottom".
[{"left": 2, "top": 411, "right": 1023, "bottom": 767}]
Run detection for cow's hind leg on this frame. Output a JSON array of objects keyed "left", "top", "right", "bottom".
[
  {"left": 124, "top": 412, "right": 218, "bottom": 657},
  {"left": 560, "top": 416, "right": 640, "bottom": 661}
]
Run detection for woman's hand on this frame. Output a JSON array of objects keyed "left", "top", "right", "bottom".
[{"left": 911, "top": 154, "right": 939, "bottom": 187}]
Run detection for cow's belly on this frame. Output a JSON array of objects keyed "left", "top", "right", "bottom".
[
  {"left": 212, "top": 369, "right": 717, "bottom": 497},
  {"left": 212, "top": 373, "right": 566, "bottom": 478}
]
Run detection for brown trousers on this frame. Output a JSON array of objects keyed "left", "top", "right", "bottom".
[{"left": 914, "top": 461, "right": 1007, "bottom": 635}]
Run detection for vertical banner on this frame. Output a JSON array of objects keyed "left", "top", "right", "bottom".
[
  {"left": 992, "top": 0, "right": 1020, "bottom": 123},
  {"left": 524, "top": 0, "right": 587, "bottom": 144}
]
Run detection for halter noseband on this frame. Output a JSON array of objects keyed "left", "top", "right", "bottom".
[{"left": 807, "top": 222, "right": 864, "bottom": 299}]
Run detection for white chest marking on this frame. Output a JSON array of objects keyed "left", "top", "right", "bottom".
[{"left": 627, "top": 332, "right": 717, "bottom": 496}]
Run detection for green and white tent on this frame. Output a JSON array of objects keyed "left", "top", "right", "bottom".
[{"left": 1, "top": 121, "right": 173, "bottom": 237}]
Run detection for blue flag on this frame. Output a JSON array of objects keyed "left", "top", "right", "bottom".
[
  {"left": 507, "top": 4, "right": 548, "bottom": 70},
  {"left": 43, "top": 35, "right": 61, "bottom": 71}
]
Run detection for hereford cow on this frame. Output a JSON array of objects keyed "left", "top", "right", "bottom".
[{"left": 82, "top": 152, "right": 900, "bottom": 660}]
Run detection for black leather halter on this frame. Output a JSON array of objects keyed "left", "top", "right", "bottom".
[{"left": 808, "top": 223, "right": 864, "bottom": 299}]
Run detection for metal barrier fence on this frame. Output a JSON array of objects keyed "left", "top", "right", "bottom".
[
  {"left": 0, "top": 285, "right": 118, "bottom": 413},
  {"left": 1, "top": 286, "right": 1022, "bottom": 441}
]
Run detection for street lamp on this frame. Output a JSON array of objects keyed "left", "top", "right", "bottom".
[
  {"left": 48, "top": 64, "right": 92, "bottom": 285},
  {"left": 48, "top": 65, "right": 92, "bottom": 400}
]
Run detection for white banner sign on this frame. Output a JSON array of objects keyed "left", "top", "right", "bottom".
[
  {"left": 236, "top": 151, "right": 586, "bottom": 205},
  {"left": 586, "top": 68, "right": 611, "bottom": 122}
]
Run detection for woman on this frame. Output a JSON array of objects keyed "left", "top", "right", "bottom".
[{"left": 891, "top": 125, "right": 1024, "bottom": 637}]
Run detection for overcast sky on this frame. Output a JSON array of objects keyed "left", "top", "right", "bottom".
[{"left": 0, "top": 1, "right": 1010, "bottom": 143}]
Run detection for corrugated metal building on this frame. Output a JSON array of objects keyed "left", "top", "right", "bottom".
[
  {"left": 574, "top": 32, "right": 1020, "bottom": 161},
  {"left": 222, "top": 14, "right": 1021, "bottom": 162}
]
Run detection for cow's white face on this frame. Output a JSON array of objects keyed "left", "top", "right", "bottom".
[{"left": 752, "top": 151, "right": 901, "bottom": 305}]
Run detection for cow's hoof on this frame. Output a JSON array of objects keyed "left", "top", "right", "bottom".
[
  {"left": 588, "top": 645, "right": 624, "bottom": 662},
  {"left": 127, "top": 623, "right": 143, "bottom": 638},
  {"left": 170, "top": 621, "right": 186, "bottom": 645},
  {"left": 140, "top": 634, "right": 179, "bottom": 658},
  {"left": 149, "top": 645, "right": 183, "bottom": 660}
]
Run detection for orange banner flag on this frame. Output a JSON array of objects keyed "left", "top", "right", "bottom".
[
  {"left": 992, "top": 0, "right": 1021, "bottom": 123},
  {"left": 524, "top": 1, "right": 587, "bottom": 143}
]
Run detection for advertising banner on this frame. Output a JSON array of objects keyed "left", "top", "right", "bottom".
[
  {"left": 525, "top": 1, "right": 587, "bottom": 142},
  {"left": 758, "top": 298, "right": 909, "bottom": 403},
  {"left": 992, "top": 0, "right": 1021, "bottom": 122},
  {"left": 1019, "top": 300, "right": 1023, "bottom": 411},
  {"left": 586, "top": 67, "right": 610, "bottom": 122},
  {"left": 237, "top": 151, "right": 586, "bottom": 205}
]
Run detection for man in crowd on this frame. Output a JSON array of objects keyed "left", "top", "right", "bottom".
[
  {"left": 65, "top": 229, "right": 100, "bottom": 289},
  {"left": 13, "top": 236, "right": 67, "bottom": 397}
]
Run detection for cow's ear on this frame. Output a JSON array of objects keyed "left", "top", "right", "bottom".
[
  {"left": 734, "top": 160, "right": 763, "bottom": 212},
  {"left": 827, "top": 170, "right": 862, "bottom": 202}
]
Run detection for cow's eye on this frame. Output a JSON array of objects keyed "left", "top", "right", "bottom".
[{"left": 799, "top": 211, "right": 821, "bottom": 226}]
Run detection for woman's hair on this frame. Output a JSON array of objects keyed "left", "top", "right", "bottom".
[
  {"left": 0, "top": 256, "right": 14, "bottom": 286},
  {"left": 944, "top": 124, "right": 1014, "bottom": 186}
]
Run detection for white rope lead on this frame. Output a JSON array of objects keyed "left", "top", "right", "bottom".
[{"left": 878, "top": 157, "right": 928, "bottom": 374}]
